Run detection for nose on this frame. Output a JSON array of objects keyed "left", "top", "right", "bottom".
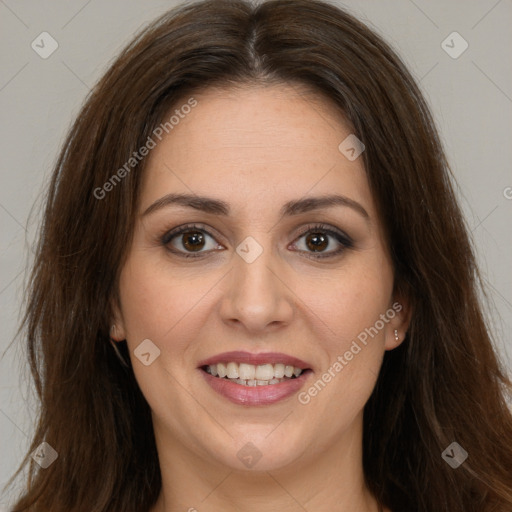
[{"left": 218, "top": 242, "right": 294, "bottom": 334}]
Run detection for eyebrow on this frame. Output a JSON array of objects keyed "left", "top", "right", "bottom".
[{"left": 141, "top": 192, "right": 370, "bottom": 220}]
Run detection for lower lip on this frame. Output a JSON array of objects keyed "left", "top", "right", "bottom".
[{"left": 200, "top": 369, "right": 312, "bottom": 406}]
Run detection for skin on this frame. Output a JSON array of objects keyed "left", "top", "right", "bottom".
[{"left": 112, "top": 83, "right": 411, "bottom": 512}]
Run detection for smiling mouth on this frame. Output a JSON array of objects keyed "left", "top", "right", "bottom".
[{"left": 201, "top": 362, "right": 311, "bottom": 387}]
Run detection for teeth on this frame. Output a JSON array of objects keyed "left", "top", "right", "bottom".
[
  {"left": 255, "top": 364, "right": 274, "bottom": 380},
  {"left": 217, "top": 362, "right": 227, "bottom": 378},
  {"left": 205, "top": 362, "right": 305, "bottom": 385},
  {"left": 239, "top": 363, "right": 256, "bottom": 380},
  {"left": 233, "top": 378, "right": 284, "bottom": 386},
  {"left": 284, "top": 365, "right": 294, "bottom": 378},
  {"left": 274, "top": 363, "right": 285, "bottom": 378},
  {"left": 226, "top": 362, "right": 239, "bottom": 379}
]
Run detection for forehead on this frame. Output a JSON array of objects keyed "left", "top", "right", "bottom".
[{"left": 140, "top": 84, "right": 374, "bottom": 218}]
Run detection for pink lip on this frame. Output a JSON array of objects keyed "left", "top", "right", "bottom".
[
  {"left": 200, "top": 368, "right": 313, "bottom": 406},
  {"left": 197, "top": 351, "right": 312, "bottom": 369},
  {"left": 197, "top": 351, "right": 313, "bottom": 406}
]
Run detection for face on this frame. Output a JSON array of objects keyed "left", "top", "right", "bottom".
[{"left": 112, "top": 84, "right": 409, "bottom": 474}]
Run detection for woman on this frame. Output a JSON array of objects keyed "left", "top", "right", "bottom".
[{"left": 5, "top": 0, "right": 512, "bottom": 510}]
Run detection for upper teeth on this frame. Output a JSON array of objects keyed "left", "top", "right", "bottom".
[{"left": 207, "top": 362, "right": 303, "bottom": 380}]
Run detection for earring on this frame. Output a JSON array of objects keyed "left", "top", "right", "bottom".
[{"left": 394, "top": 329, "right": 399, "bottom": 341}]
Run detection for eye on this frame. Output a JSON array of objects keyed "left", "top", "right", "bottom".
[
  {"left": 290, "top": 223, "right": 353, "bottom": 259},
  {"left": 161, "top": 223, "right": 223, "bottom": 258},
  {"left": 161, "top": 222, "right": 353, "bottom": 260}
]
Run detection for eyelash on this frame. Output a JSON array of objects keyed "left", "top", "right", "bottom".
[{"left": 160, "top": 222, "right": 354, "bottom": 260}]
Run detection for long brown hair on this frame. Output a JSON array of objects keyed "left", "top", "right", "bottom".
[{"left": 4, "top": 0, "right": 512, "bottom": 510}]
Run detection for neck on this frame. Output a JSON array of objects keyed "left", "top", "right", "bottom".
[{"left": 150, "top": 412, "right": 384, "bottom": 512}]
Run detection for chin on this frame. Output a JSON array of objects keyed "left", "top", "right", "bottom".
[{"left": 208, "top": 427, "right": 308, "bottom": 472}]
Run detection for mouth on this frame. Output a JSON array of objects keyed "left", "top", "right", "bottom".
[
  {"left": 197, "top": 351, "right": 313, "bottom": 405},
  {"left": 201, "top": 362, "right": 309, "bottom": 387}
]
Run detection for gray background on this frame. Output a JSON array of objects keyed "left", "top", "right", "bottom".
[{"left": 1, "top": 0, "right": 511, "bottom": 507}]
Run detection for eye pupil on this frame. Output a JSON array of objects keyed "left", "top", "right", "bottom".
[
  {"left": 165, "top": 225, "right": 347, "bottom": 259},
  {"left": 306, "top": 232, "right": 328, "bottom": 252},
  {"left": 183, "top": 231, "right": 205, "bottom": 251}
]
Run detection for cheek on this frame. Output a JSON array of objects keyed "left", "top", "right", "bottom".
[
  {"left": 117, "top": 254, "right": 214, "bottom": 411},
  {"left": 306, "top": 257, "right": 393, "bottom": 346},
  {"left": 299, "top": 258, "right": 393, "bottom": 407},
  {"left": 118, "top": 251, "right": 213, "bottom": 346}
]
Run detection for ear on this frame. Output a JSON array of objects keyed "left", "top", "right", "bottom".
[
  {"left": 384, "top": 291, "right": 412, "bottom": 351},
  {"left": 109, "top": 297, "right": 127, "bottom": 342}
]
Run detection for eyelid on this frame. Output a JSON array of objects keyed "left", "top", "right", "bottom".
[
  {"left": 160, "top": 222, "right": 225, "bottom": 260},
  {"left": 160, "top": 222, "right": 223, "bottom": 246},
  {"left": 293, "top": 223, "right": 353, "bottom": 245},
  {"left": 289, "top": 223, "right": 354, "bottom": 259},
  {"left": 160, "top": 222, "right": 353, "bottom": 259}
]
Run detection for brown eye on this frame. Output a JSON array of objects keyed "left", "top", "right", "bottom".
[
  {"left": 161, "top": 224, "right": 222, "bottom": 258},
  {"left": 305, "top": 232, "right": 329, "bottom": 252},
  {"left": 291, "top": 224, "right": 353, "bottom": 259},
  {"left": 162, "top": 223, "right": 352, "bottom": 260},
  {"left": 181, "top": 231, "right": 206, "bottom": 252}
]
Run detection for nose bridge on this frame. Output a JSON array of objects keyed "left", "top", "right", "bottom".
[
  {"left": 220, "top": 233, "right": 294, "bottom": 331},
  {"left": 236, "top": 236, "right": 276, "bottom": 294}
]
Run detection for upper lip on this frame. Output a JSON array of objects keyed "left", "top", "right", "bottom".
[{"left": 197, "top": 351, "right": 312, "bottom": 370}]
